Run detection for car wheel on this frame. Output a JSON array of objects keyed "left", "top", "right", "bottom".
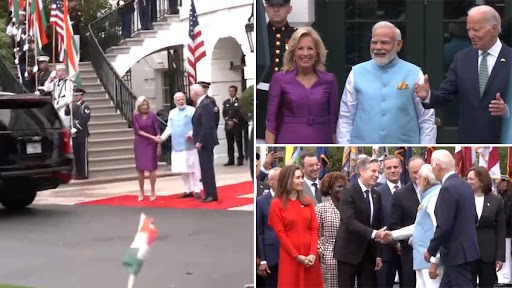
[{"left": 0, "top": 189, "right": 37, "bottom": 210}]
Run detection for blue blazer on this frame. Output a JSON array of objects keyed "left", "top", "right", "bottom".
[
  {"left": 427, "top": 174, "right": 480, "bottom": 266},
  {"left": 376, "top": 184, "right": 398, "bottom": 262},
  {"left": 256, "top": 192, "right": 279, "bottom": 266},
  {"left": 424, "top": 43, "right": 512, "bottom": 144}
]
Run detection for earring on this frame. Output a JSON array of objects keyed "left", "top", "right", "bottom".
[{"left": 293, "top": 57, "right": 296, "bottom": 62}]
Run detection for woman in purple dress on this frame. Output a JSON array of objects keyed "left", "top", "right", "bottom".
[
  {"left": 265, "top": 27, "right": 339, "bottom": 144},
  {"left": 133, "top": 96, "right": 161, "bottom": 201}
]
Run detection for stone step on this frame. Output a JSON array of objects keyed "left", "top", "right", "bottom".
[
  {"left": 81, "top": 75, "right": 100, "bottom": 85},
  {"left": 88, "top": 145, "right": 133, "bottom": 159},
  {"left": 80, "top": 83, "right": 104, "bottom": 91},
  {"left": 86, "top": 96, "right": 113, "bottom": 107},
  {"left": 90, "top": 112, "right": 123, "bottom": 122},
  {"left": 89, "top": 162, "right": 168, "bottom": 179},
  {"left": 119, "top": 38, "right": 145, "bottom": 47},
  {"left": 83, "top": 89, "right": 108, "bottom": 97},
  {"left": 160, "top": 14, "right": 180, "bottom": 23},
  {"left": 90, "top": 104, "right": 118, "bottom": 114},
  {"left": 153, "top": 22, "right": 172, "bottom": 31},
  {"left": 79, "top": 62, "right": 93, "bottom": 70},
  {"left": 89, "top": 155, "right": 136, "bottom": 168},
  {"left": 88, "top": 137, "right": 134, "bottom": 150},
  {"left": 133, "top": 30, "right": 158, "bottom": 39},
  {"left": 89, "top": 120, "right": 129, "bottom": 131},
  {"left": 89, "top": 128, "right": 133, "bottom": 141},
  {"left": 106, "top": 46, "right": 131, "bottom": 55}
]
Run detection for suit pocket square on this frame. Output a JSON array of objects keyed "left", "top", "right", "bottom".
[{"left": 397, "top": 82, "right": 409, "bottom": 90}]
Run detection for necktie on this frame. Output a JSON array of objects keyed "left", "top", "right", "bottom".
[
  {"left": 479, "top": 51, "right": 489, "bottom": 96},
  {"left": 394, "top": 185, "right": 399, "bottom": 192},
  {"left": 364, "top": 190, "right": 371, "bottom": 216},
  {"left": 312, "top": 183, "right": 321, "bottom": 203}
]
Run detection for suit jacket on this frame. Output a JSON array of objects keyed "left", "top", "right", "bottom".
[
  {"left": 423, "top": 43, "right": 512, "bottom": 143},
  {"left": 476, "top": 193, "right": 506, "bottom": 263},
  {"left": 334, "top": 183, "right": 383, "bottom": 264},
  {"left": 256, "top": 192, "right": 280, "bottom": 266},
  {"left": 427, "top": 174, "right": 480, "bottom": 266},
  {"left": 256, "top": 181, "right": 270, "bottom": 197},
  {"left": 192, "top": 96, "right": 219, "bottom": 151},
  {"left": 390, "top": 182, "right": 420, "bottom": 250},
  {"left": 376, "top": 184, "right": 399, "bottom": 261},
  {"left": 257, "top": 169, "right": 268, "bottom": 182}
]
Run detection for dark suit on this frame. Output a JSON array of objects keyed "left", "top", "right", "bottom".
[
  {"left": 471, "top": 193, "right": 506, "bottom": 288},
  {"left": 222, "top": 96, "right": 247, "bottom": 164},
  {"left": 390, "top": 182, "right": 420, "bottom": 288},
  {"left": 72, "top": 100, "right": 91, "bottom": 180},
  {"left": 257, "top": 169, "right": 268, "bottom": 182},
  {"left": 256, "top": 232, "right": 265, "bottom": 287},
  {"left": 334, "top": 182, "right": 383, "bottom": 288},
  {"left": 256, "top": 181, "right": 270, "bottom": 197},
  {"left": 256, "top": 192, "right": 279, "bottom": 287},
  {"left": 192, "top": 96, "right": 219, "bottom": 200},
  {"left": 423, "top": 43, "right": 512, "bottom": 143},
  {"left": 427, "top": 173, "right": 480, "bottom": 287},
  {"left": 376, "top": 184, "right": 402, "bottom": 288}
]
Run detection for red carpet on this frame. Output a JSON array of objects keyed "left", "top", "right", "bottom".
[{"left": 77, "top": 181, "right": 254, "bottom": 210}]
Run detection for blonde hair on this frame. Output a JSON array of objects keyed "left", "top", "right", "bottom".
[
  {"left": 282, "top": 27, "right": 327, "bottom": 72},
  {"left": 134, "top": 96, "right": 150, "bottom": 114}
]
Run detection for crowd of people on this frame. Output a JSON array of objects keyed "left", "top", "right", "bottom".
[
  {"left": 256, "top": 0, "right": 512, "bottom": 144},
  {"left": 255, "top": 149, "right": 512, "bottom": 288}
]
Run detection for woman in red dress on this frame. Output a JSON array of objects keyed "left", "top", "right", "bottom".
[{"left": 268, "top": 165, "right": 324, "bottom": 287}]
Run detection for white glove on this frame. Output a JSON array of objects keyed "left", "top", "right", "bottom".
[
  {"left": 34, "top": 91, "right": 40, "bottom": 96},
  {"left": 120, "top": 0, "right": 125, "bottom": 5},
  {"left": 23, "top": 44, "right": 28, "bottom": 51},
  {"left": 14, "top": 59, "right": 19, "bottom": 65},
  {"left": 71, "top": 128, "right": 77, "bottom": 135},
  {"left": 33, "top": 65, "right": 38, "bottom": 73}
]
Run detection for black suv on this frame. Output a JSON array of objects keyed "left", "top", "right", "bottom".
[{"left": 0, "top": 93, "right": 74, "bottom": 209}]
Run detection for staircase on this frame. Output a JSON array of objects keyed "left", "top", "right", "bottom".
[{"left": 75, "top": 62, "right": 172, "bottom": 181}]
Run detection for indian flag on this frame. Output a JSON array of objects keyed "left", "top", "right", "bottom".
[{"left": 122, "top": 213, "right": 158, "bottom": 278}]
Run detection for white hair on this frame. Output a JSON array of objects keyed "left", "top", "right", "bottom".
[
  {"left": 268, "top": 167, "right": 281, "bottom": 180},
  {"left": 468, "top": 5, "right": 502, "bottom": 33},
  {"left": 190, "top": 84, "right": 204, "bottom": 98},
  {"left": 134, "top": 96, "right": 149, "bottom": 114},
  {"left": 418, "top": 164, "right": 440, "bottom": 185},
  {"left": 431, "top": 150, "right": 455, "bottom": 170},
  {"left": 173, "top": 92, "right": 186, "bottom": 100},
  {"left": 372, "top": 21, "right": 402, "bottom": 41}
]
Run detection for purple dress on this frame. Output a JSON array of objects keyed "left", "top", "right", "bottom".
[
  {"left": 265, "top": 67, "right": 340, "bottom": 144},
  {"left": 133, "top": 112, "right": 160, "bottom": 172}
]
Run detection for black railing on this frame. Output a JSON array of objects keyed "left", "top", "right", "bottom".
[{"left": 0, "top": 54, "right": 28, "bottom": 94}]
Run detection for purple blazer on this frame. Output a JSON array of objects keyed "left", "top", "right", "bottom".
[{"left": 265, "top": 67, "right": 339, "bottom": 144}]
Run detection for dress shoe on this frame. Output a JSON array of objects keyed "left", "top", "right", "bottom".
[
  {"left": 236, "top": 162, "right": 243, "bottom": 166},
  {"left": 179, "top": 192, "right": 194, "bottom": 198},
  {"left": 223, "top": 162, "right": 235, "bottom": 166},
  {"left": 193, "top": 192, "right": 202, "bottom": 199},
  {"left": 202, "top": 197, "right": 218, "bottom": 203}
]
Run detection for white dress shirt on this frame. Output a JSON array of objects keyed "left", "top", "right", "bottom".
[
  {"left": 387, "top": 181, "right": 401, "bottom": 194},
  {"left": 337, "top": 68, "right": 437, "bottom": 144},
  {"left": 475, "top": 195, "right": 485, "bottom": 220}
]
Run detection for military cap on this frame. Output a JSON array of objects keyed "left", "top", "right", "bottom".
[
  {"left": 265, "top": 0, "right": 291, "bottom": 4},
  {"left": 501, "top": 175, "right": 510, "bottom": 182},
  {"left": 55, "top": 64, "right": 66, "bottom": 70},
  {"left": 19, "top": 10, "right": 26, "bottom": 15},
  {"left": 73, "top": 87, "right": 86, "bottom": 95},
  {"left": 197, "top": 81, "right": 211, "bottom": 88},
  {"left": 37, "top": 55, "right": 50, "bottom": 62}
]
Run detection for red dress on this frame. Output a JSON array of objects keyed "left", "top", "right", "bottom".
[{"left": 268, "top": 196, "right": 324, "bottom": 288}]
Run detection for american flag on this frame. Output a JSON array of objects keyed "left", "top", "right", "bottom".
[
  {"left": 187, "top": 0, "right": 206, "bottom": 85},
  {"left": 49, "top": 0, "right": 65, "bottom": 61}
]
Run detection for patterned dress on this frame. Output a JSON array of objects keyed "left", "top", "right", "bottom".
[
  {"left": 133, "top": 112, "right": 160, "bottom": 172},
  {"left": 316, "top": 198, "right": 341, "bottom": 288}
]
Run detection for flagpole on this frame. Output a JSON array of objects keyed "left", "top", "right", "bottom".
[
  {"left": 25, "top": 0, "right": 29, "bottom": 80},
  {"left": 52, "top": 26, "right": 56, "bottom": 65},
  {"left": 127, "top": 274, "right": 135, "bottom": 288}
]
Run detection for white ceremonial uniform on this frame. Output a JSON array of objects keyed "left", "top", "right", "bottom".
[{"left": 45, "top": 77, "right": 74, "bottom": 128}]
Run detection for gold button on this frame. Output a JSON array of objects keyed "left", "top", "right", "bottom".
[
  {"left": 274, "top": 67, "right": 279, "bottom": 72},
  {"left": 277, "top": 34, "right": 281, "bottom": 38},
  {"left": 276, "top": 41, "right": 281, "bottom": 46},
  {"left": 276, "top": 50, "right": 280, "bottom": 54},
  {"left": 275, "top": 58, "right": 279, "bottom": 63}
]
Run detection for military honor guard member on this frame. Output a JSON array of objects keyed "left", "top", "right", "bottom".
[
  {"left": 24, "top": 38, "right": 37, "bottom": 92},
  {"left": 222, "top": 85, "right": 247, "bottom": 166},
  {"left": 33, "top": 54, "right": 52, "bottom": 96},
  {"left": 255, "top": 0, "right": 296, "bottom": 143},
  {"left": 198, "top": 81, "right": 220, "bottom": 129},
  {"left": 44, "top": 64, "right": 74, "bottom": 128},
  {"left": 71, "top": 88, "right": 91, "bottom": 180},
  {"left": 68, "top": 0, "right": 82, "bottom": 60}
]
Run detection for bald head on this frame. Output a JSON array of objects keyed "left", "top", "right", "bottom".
[{"left": 190, "top": 84, "right": 204, "bottom": 102}]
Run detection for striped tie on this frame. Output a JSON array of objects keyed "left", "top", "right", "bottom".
[{"left": 479, "top": 51, "right": 489, "bottom": 96}]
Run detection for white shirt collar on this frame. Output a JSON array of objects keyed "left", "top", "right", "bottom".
[
  {"left": 304, "top": 177, "right": 319, "bottom": 187},
  {"left": 196, "top": 94, "right": 208, "bottom": 106},
  {"left": 442, "top": 171, "right": 456, "bottom": 184},
  {"left": 386, "top": 180, "right": 401, "bottom": 193},
  {"left": 270, "top": 188, "right": 275, "bottom": 197},
  {"left": 358, "top": 179, "right": 371, "bottom": 193},
  {"left": 480, "top": 38, "right": 502, "bottom": 57}
]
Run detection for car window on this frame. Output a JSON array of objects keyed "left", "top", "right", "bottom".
[{"left": 0, "top": 100, "right": 61, "bottom": 131}]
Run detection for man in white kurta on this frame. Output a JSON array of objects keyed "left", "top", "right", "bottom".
[
  {"left": 44, "top": 64, "right": 74, "bottom": 128},
  {"left": 159, "top": 92, "right": 201, "bottom": 199}
]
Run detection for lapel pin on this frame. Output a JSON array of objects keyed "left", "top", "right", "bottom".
[
  {"left": 501, "top": 58, "right": 506, "bottom": 62},
  {"left": 487, "top": 203, "right": 490, "bottom": 206}
]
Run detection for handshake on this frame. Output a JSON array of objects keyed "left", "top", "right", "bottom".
[
  {"left": 155, "top": 134, "right": 193, "bottom": 144},
  {"left": 295, "top": 254, "right": 316, "bottom": 268},
  {"left": 375, "top": 226, "right": 395, "bottom": 244}
]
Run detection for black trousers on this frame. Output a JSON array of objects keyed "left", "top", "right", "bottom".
[
  {"left": 338, "top": 250, "right": 377, "bottom": 288},
  {"left": 72, "top": 135, "right": 89, "bottom": 179},
  {"left": 150, "top": 0, "right": 158, "bottom": 23},
  {"left": 198, "top": 148, "right": 218, "bottom": 199},
  {"left": 399, "top": 244, "right": 416, "bottom": 288},
  {"left": 471, "top": 259, "right": 496, "bottom": 288},
  {"left": 377, "top": 252, "right": 403, "bottom": 288},
  {"left": 440, "top": 261, "right": 474, "bottom": 288},
  {"left": 263, "top": 264, "right": 278, "bottom": 288},
  {"left": 225, "top": 125, "right": 244, "bottom": 162},
  {"left": 120, "top": 11, "right": 133, "bottom": 39},
  {"left": 138, "top": 0, "right": 151, "bottom": 30}
]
